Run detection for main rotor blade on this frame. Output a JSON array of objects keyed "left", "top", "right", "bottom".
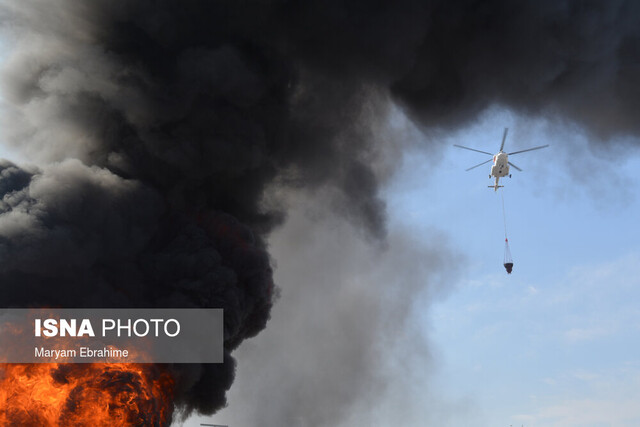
[
  {"left": 508, "top": 144, "right": 549, "bottom": 155},
  {"left": 465, "top": 158, "right": 493, "bottom": 171},
  {"left": 453, "top": 144, "right": 493, "bottom": 155},
  {"left": 499, "top": 127, "right": 508, "bottom": 152},
  {"left": 508, "top": 161, "right": 522, "bottom": 171}
]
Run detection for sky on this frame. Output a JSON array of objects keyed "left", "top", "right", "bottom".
[
  {"left": 191, "top": 105, "right": 640, "bottom": 427},
  {"left": 385, "top": 107, "right": 640, "bottom": 426}
]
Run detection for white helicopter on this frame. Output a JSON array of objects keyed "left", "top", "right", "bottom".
[{"left": 454, "top": 128, "right": 548, "bottom": 191}]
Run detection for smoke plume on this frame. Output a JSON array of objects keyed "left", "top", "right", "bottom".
[{"left": 0, "top": 0, "right": 639, "bottom": 422}]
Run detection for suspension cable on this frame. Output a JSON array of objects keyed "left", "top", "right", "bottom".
[{"left": 501, "top": 190, "right": 508, "bottom": 240}]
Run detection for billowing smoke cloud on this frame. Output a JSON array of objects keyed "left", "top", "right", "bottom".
[
  {"left": 0, "top": 0, "right": 639, "bottom": 422},
  {"left": 209, "top": 193, "right": 458, "bottom": 426}
]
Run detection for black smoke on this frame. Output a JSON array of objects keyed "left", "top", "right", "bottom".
[{"left": 0, "top": 0, "right": 639, "bottom": 421}]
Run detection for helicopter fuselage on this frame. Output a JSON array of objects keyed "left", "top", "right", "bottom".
[
  {"left": 490, "top": 152, "right": 510, "bottom": 178},
  {"left": 488, "top": 152, "right": 510, "bottom": 191}
]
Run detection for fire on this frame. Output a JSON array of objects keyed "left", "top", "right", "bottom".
[{"left": 0, "top": 363, "right": 174, "bottom": 426}]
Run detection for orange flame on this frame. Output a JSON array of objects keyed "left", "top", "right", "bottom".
[{"left": 0, "top": 363, "right": 174, "bottom": 426}]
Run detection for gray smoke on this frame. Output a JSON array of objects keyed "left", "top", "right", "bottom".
[
  {"left": 208, "top": 192, "right": 457, "bottom": 426},
  {"left": 0, "top": 0, "right": 639, "bottom": 423}
]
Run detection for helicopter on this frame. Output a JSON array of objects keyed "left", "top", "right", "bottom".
[{"left": 454, "top": 128, "right": 548, "bottom": 191}]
